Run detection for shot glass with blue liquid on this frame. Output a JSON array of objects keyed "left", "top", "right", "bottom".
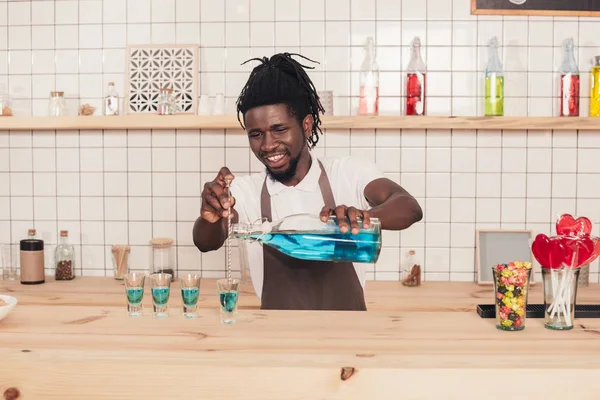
[
  {"left": 124, "top": 272, "right": 147, "bottom": 317},
  {"left": 217, "top": 278, "right": 240, "bottom": 324},
  {"left": 179, "top": 273, "right": 201, "bottom": 318},
  {"left": 150, "top": 273, "right": 172, "bottom": 318}
]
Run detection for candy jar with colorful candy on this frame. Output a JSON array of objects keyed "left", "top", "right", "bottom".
[
  {"left": 492, "top": 261, "right": 532, "bottom": 331},
  {"left": 532, "top": 213, "right": 600, "bottom": 330}
]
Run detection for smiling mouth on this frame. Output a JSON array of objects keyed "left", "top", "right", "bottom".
[{"left": 264, "top": 153, "right": 288, "bottom": 168}]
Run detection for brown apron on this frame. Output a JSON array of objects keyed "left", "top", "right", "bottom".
[{"left": 259, "top": 160, "right": 367, "bottom": 311}]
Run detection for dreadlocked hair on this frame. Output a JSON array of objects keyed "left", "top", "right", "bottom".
[{"left": 236, "top": 53, "right": 326, "bottom": 149}]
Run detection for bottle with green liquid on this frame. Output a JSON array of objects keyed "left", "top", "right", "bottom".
[{"left": 484, "top": 37, "right": 504, "bottom": 116}]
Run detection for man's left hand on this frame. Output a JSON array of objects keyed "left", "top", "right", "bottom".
[{"left": 320, "top": 205, "right": 371, "bottom": 235}]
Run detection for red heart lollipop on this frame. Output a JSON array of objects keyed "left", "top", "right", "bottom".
[
  {"left": 560, "top": 235, "right": 595, "bottom": 268},
  {"left": 532, "top": 233, "right": 566, "bottom": 269},
  {"left": 581, "top": 236, "right": 600, "bottom": 265},
  {"left": 556, "top": 214, "right": 593, "bottom": 236}
]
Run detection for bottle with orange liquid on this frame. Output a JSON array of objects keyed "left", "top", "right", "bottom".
[
  {"left": 359, "top": 36, "right": 379, "bottom": 116},
  {"left": 559, "top": 38, "right": 580, "bottom": 117},
  {"left": 406, "top": 36, "right": 427, "bottom": 116}
]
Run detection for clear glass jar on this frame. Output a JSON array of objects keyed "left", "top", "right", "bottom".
[
  {"left": 0, "top": 84, "right": 13, "bottom": 116},
  {"left": 150, "top": 238, "right": 174, "bottom": 280},
  {"left": 111, "top": 245, "right": 130, "bottom": 280},
  {"left": 157, "top": 88, "right": 176, "bottom": 115},
  {"left": 55, "top": 230, "right": 75, "bottom": 280},
  {"left": 48, "top": 91, "right": 66, "bottom": 116}
]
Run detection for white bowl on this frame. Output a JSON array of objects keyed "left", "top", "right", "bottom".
[{"left": 0, "top": 294, "right": 17, "bottom": 322}]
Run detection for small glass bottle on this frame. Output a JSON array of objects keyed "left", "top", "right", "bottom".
[
  {"left": 0, "top": 84, "right": 13, "bottom": 116},
  {"left": 104, "top": 82, "right": 119, "bottom": 116},
  {"left": 157, "top": 88, "right": 176, "bottom": 115},
  {"left": 559, "top": 38, "right": 580, "bottom": 117},
  {"left": 590, "top": 56, "right": 600, "bottom": 117},
  {"left": 401, "top": 249, "right": 421, "bottom": 287},
  {"left": 358, "top": 36, "right": 380, "bottom": 116},
  {"left": 48, "top": 91, "right": 66, "bottom": 116},
  {"left": 406, "top": 36, "right": 427, "bottom": 116},
  {"left": 55, "top": 230, "right": 75, "bottom": 281},
  {"left": 484, "top": 37, "right": 504, "bottom": 116}
]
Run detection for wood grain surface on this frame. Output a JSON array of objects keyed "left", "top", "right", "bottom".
[{"left": 1, "top": 277, "right": 600, "bottom": 399}]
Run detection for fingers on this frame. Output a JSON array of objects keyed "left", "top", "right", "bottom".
[
  {"left": 320, "top": 206, "right": 333, "bottom": 222},
  {"left": 217, "top": 166, "right": 235, "bottom": 186},
  {"left": 334, "top": 206, "right": 348, "bottom": 233},
  {"left": 346, "top": 207, "right": 363, "bottom": 235},
  {"left": 361, "top": 210, "right": 371, "bottom": 229},
  {"left": 201, "top": 181, "right": 236, "bottom": 221}
]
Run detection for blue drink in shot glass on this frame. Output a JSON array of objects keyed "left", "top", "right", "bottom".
[
  {"left": 124, "top": 272, "right": 147, "bottom": 317},
  {"left": 179, "top": 273, "right": 201, "bottom": 318},
  {"left": 217, "top": 278, "right": 240, "bottom": 324},
  {"left": 150, "top": 273, "right": 172, "bottom": 318}
]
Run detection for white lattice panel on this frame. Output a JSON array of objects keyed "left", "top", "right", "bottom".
[{"left": 124, "top": 44, "right": 199, "bottom": 114}]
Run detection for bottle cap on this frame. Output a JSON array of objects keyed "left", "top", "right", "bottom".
[
  {"left": 20, "top": 239, "right": 44, "bottom": 251},
  {"left": 60, "top": 230, "right": 68, "bottom": 237},
  {"left": 108, "top": 82, "right": 114, "bottom": 85},
  {"left": 28, "top": 229, "right": 36, "bottom": 236},
  {"left": 595, "top": 56, "right": 600, "bottom": 65},
  {"left": 409, "top": 250, "right": 415, "bottom": 255}
]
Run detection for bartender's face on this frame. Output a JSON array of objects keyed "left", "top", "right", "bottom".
[{"left": 244, "top": 104, "right": 312, "bottom": 184}]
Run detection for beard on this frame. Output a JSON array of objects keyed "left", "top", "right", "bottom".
[{"left": 265, "top": 139, "right": 306, "bottom": 184}]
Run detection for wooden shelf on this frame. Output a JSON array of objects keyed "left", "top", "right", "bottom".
[{"left": 2, "top": 115, "right": 600, "bottom": 131}]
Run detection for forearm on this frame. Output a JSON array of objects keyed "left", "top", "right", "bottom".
[{"left": 368, "top": 193, "right": 423, "bottom": 231}]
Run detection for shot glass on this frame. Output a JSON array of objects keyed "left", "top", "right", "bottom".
[
  {"left": 1, "top": 244, "right": 16, "bottom": 281},
  {"left": 217, "top": 278, "right": 240, "bottom": 324},
  {"left": 150, "top": 273, "right": 172, "bottom": 318},
  {"left": 124, "top": 272, "right": 147, "bottom": 317},
  {"left": 179, "top": 273, "right": 201, "bottom": 318}
]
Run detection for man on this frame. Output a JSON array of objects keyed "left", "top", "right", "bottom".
[{"left": 193, "top": 53, "right": 422, "bottom": 311}]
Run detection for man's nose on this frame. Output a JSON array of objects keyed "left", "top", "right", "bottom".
[{"left": 261, "top": 132, "right": 278, "bottom": 152}]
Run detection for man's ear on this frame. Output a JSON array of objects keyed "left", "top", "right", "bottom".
[{"left": 302, "top": 114, "right": 314, "bottom": 140}]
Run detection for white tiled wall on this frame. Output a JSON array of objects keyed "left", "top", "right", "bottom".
[{"left": 0, "top": 0, "right": 599, "bottom": 282}]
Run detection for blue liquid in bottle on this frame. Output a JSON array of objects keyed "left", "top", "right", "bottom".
[
  {"left": 126, "top": 287, "right": 144, "bottom": 305},
  {"left": 249, "top": 231, "right": 381, "bottom": 263},
  {"left": 151, "top": 286, "right": 170, "bottom": 306},
  {"left": 181, "top": 287, "right": 199, "bottom": 307}
]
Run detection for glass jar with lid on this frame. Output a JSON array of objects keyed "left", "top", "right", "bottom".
[
  {"left": 149, "top": 238, "right": 174, "bottom": 281},
  {"left": 157, "top": 88, "right": 176, "bottom": 115},
  {"left": 48, "top": 91, "right": 66, "bottom": 116},
  {"left": 55, "top": 230, "right": 75, "bottom": 280}
]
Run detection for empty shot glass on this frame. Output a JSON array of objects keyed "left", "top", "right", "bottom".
[
  {"left": 124, "top": 272, "right": 147, "bottom": 317},
  {"left": 150, "top": 273, "right": 172, "bottom": 318},
  {"left": 217, "top": 278, "right": 240, "bottom": 324},
  {"left": 179, "top": 273, "right": 201, "bottom": 318}
]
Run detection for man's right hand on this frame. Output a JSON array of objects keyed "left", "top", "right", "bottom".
[{"left": 200, "top": 167, "right": 235, "bottom": 223}]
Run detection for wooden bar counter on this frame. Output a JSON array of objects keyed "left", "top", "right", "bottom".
[{"left": 2, "top": 277, "right": 600, "bottom": 399}]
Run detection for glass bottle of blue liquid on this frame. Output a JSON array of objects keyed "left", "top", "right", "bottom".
[{"left": 231, "top": 214, "right": 382, "bottom": 264}]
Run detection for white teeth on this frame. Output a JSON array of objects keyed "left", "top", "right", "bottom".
[{"left": 267, "top": 154, "right": 284, "bottom": 162}]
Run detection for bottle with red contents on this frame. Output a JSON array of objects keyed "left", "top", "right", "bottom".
[
  {"left": 405, "top": 36, "right": 427, "bottom": 116},
  {"left": 359, "top": 36, "right": 379, "bottom": 116},
  {"left": 559, "top": 37, "right": 580, "bottom": 117}
]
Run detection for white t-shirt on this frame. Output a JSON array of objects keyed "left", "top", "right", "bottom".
[{"left": 230, "top": 154, "right": 385, "bottom": 299}]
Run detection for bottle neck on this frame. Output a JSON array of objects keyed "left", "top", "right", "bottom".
[
  {"left": 560, "top": 43, "right": 579, "bottom": 74},
  {"left": 59, "top": 235, "right": 68, "bottom": 245}
]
